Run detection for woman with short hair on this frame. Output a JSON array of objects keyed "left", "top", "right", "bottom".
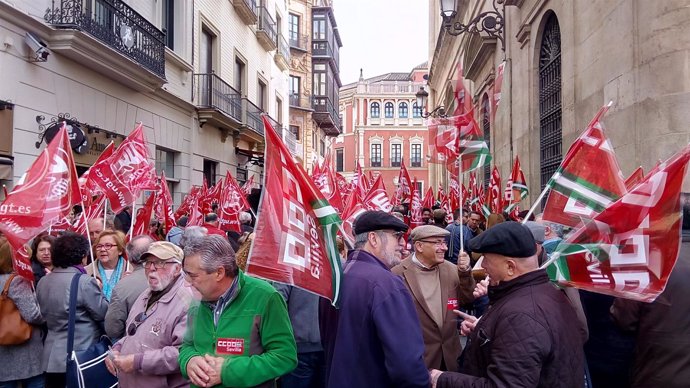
[{"left": 88, "top": 229, "right": 127, "bottom": 301}]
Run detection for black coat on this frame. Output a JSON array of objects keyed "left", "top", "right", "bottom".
[{"left": 438, "top": 270, "right": 585, "bottom": 388}]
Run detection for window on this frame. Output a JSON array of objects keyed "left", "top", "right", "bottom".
[
  {"left": 399, "top": 102, "right": 408, "bottom": 118},
  {"left": 481, "top": 94, "right": 491, "bottom": 188},
  {"left": 313, "top": 72, "right": 326, "bottom": 96},
  {"left": 313, "top": 16, "right": 326, "bottom": 40},
  {"left": 312, "top": 131, "right": 317, "bottom": 150},
  {"left": 539, "top": 13, "right": 562, "bottom": 204},
  {"left": 391, "top": 143, "right": 402, "bottom": 167},
  {"left": 290, "top": 76, "right": 300, "bottom": 97},
  {"left": 290, "top": 125, "right": 300, "bottom": 141},
  {"left": 320, "top": 138, "right": 325, "bottom": 156},
  {"left": 203, "top": 159, "right": 218, "bottom": 186},
  {"left": 276, "top": 97, "right": 283, "bottom": 124},
  {"left": 200, "top": 28, "right": 214, "bottom": 74},
  {"left": 162, "top": 0, "right": 175, "bottom": 49},
  {"left": 413, "top": 103, "right": 423, "bottom": 118},
  {"left": 288, "top": 13, "right": 299, "bottom": 42},
  {"left": 411, "top": 143, "right": 422, "bottom": 167},
  {"left": 236, "top": 167, "right": 248, "bottom": 187},
  {"left": 258, "top": 79, "right": 267, "bottom": 111},
  {"left": 234, "top": 57, "right": 245, "bottom": 95},
  {"left": 335, "top": 149, "right": 344, "bottom": 172},
  {"left": 384, "top": 102, "right": 394, "bottom": 118},
  {"left": 155, "top": 148, "right": 176, "bottom": 178},
  {"left": 414, "top": 181, "right": 423, "bottom": 194},
  {"left": 371, "top": 143, "right": 382, "bottom": 167},
  {"left": 370, "top": 102, "right": 380, "bottom": 118}
]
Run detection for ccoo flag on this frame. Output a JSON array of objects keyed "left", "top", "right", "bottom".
[{"left": 247, "top": 117, "right": 343, "bottom": 306}]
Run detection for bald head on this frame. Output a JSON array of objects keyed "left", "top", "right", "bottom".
[
  {"left": 126, "top": 235, "right": 155, "bottom": 266},
  {"left": 88, "top": 218, "right": 104, "bottom": 241}
]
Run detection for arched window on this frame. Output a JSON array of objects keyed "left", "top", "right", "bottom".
[
  {"left": 412, "top": 102, "right": 423, "bottom": 118},
  {"left": 539, "top": 13, "right": 562, "bottom": 204},
  {"left": 384, "top": 102, "right": 394, "bottom": 118},
  {"left": 481, "top": 94, "right": 491, "bottom": 188},
  {"left": 398, "top": 102, "right": 408, "bottom": 118},
  {"left": 370, "top": 102, "right": 380, "bottom": 118}
]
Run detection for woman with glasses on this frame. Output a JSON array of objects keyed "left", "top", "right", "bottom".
[
  {"left": 105, "top": 242, "right": 193, "bottom": 388},
  {"left": 36, "top": 232, "right": 108, "bottom": 388},
  {"left": 88, "top": 229, "right": 127, "bottom": 301}
]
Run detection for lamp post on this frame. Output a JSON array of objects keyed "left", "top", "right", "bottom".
[
  {"left": 415, "top": 86, "right": 446, "bottom": 118},
  {"left": 439, "top": 0, "right": 505, "bottom": 51}
]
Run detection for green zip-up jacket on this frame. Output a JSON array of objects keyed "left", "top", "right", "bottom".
[{"left": 179, "top": 271, "right": 297, "bottom": 387}]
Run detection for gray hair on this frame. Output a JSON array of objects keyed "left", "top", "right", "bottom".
[
  {"left": 239, "top": 212, "right": 252, "bottom": 224},
  {"left": 353, "top": 230, "right": 386, "bottom": 249},
  {"left": 183, "top": 235, "right": 238, "bottom": 277},
  {"left": 544, "top": 221, "right": 564, "bottom": 238},
  {"left": 126, "top": 235, "right": 155, "bottom": 265},
  {"left": 179, "top": 226, "right": 208, "bottom": 249}
]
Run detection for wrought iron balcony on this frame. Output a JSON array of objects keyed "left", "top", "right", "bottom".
[
  {"left": 289, "top": 93, "right": 312, "bottom": 110},
  {"left": 312, "top": 96, "right": 341, "bottom": 136},
  {"left": 256, "top": 7, "right": 277, "bottom": 51},
  {"left": 233, "top": 0, "right": 258, "bottom": 25},
  {"left": 242, "top": 98, "right": 264, "bottom": 137},
  {"left": 195, "top": 73, "right": 242, "bottom": 121},
  {"left": 45, "top": 0, "right": 165, "bottom": 79},
  {"left": 274, "top": 33, "right": 290, "bottom": 71},
  {"left": 289, "top": 33, "right": 308, "bottom": 51}
]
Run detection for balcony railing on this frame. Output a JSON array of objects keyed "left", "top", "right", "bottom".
[
  {"left": 362, "top": 81, "right": 426, "bottom": 94},
  {"left": 289, "top": 93, "right": 312, "bottom": 109},
  {"left": 312, "top": 96, "right": 341, "bottom": 135},
  {"left": 45, "top": 0, "right": 165, "bottom": 78},
  {"left": 194, "top": 73, "right": 242, "bottom": 121},
  {"left": 289, "top": 33, "right": 308, "bottom": 51},
  {"left": 256, "top": 7, "right": 277, "bottom": 50},
  {"left": 242, "top": 98, "right": 264, "bottom": 136},
  {"left": 277, "top": 33, "right": 290, "bottom": 61},
  {"left": 232, "top": 0, "right": 258, "bottom": 25}
]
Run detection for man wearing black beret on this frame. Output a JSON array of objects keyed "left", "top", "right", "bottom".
[
  {"left": 430, "top": 221, "right": 585, "bottom": 388},
  {"left": 325, "top": 211, "right": 429, "bottom": 388}
]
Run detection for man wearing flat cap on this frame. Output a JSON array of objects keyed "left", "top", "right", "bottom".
[
  {"left": 392, "top": 225, "right": 475, "bottom": 372},
  {"left": 430, "top": 222, "right": 585, "bottom": 388},
  {"left": 325, "top": 210, "right": 429, "bottom": 388},
  {"left": 105, "top": 241, "right": 194, "bottom": 388}
]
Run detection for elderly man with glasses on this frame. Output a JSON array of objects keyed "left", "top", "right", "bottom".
[
  {"left": 392, "top": 225, "right": 475, "bottom": 372},
  {"left": 105, "top": 241, "right": 194, "bottom": 388},
  {"left": 324, "top": 210, "right": 430, "bottom": 388}
]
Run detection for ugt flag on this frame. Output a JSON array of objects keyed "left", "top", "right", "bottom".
[
  {"left": 247, "top": 117, "right": 343, "bottom": 306},
  {"left": 548, "top": 144, "right": 690, "bottom": 302}
]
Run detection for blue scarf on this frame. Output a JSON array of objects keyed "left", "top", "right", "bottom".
[{"left": 98, "top": 256, "right": 124, "bottom": 301}]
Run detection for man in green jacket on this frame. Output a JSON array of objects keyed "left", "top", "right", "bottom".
[{"left": 179, "top": 235, "right": 297, "bottom": 388}]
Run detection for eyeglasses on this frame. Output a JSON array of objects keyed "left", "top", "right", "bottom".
[
  {"left": 143, "top": 260, "right": 177, "bottom": 270},
  {"left": 382, "top": 231, "right": 405, "bottom": 241},
  {"left": 95, "top": 243, "right": 116, "bottom": 251},
  {"left": 127, "top": 311, "right": 148, "bottom": 336}
]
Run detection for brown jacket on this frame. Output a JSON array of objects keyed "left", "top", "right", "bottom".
[{"left": 392, "top": 257, "right": 475, "bottom": 371}]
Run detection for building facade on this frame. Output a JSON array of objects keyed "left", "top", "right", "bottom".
[
  {"left": 336, "top": 64, "right": 430, "bottom": 199},
  {"left": 0, "top": 0, "right": 291, "bottom": 206},
  {"left": 427, "top": 0, "right": 690, "bottom": 208},
  {"left": 288, "top": 0, "right": 342, "bottom": 172}
]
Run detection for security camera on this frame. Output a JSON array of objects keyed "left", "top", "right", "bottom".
[{"left": 24, "top": 32, "right": 49, "bottom": 62}]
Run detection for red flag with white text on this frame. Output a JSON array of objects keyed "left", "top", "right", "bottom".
[
  {"left": 132, "top": 191, "right": 156, "bottom": 238},
  {"left": 409, "top": 178, "right": 424, "bottom": 229},
  {"left": 79, "top": 141, "right": 114, "bottom": 206},
  {"left": 362, "top": 174, "right": 392, "bottom": 212},
  {"left": 393, "top": 159, "right": 412, "bottom": 205},
  {"left": 154, "top": 172, "right": 176, "bottom": 234},
  {"left": 422, "top": 187, "right": 435, "bottom": 210},
  {"left": 339, "top": 186, "right": 367, "bottom": 246},
  {"left": 247, "top": 117, "right": 343, "bottom": 305},
  {"left": 625, "top": 166, "right": 645, "bottom": 191},
  {"left": 489, "top": 166, "right": 503, "bottom": 214},
  {"left": 218, "top": 171, "right": 250, "bottom": 232},
  {"left": 504, "top": 155, "right": 528, "bottom": 213}
]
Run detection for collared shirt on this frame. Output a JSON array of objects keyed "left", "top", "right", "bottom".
[
  {"left": 411, "top": 254, "right": 431, "bottom": 270},
  {"left": 204, "top": 276, "right": 241, "bottom": 327}
]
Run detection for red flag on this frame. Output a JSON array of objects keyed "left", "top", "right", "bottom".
[
  {"left": 362, "top": 174, "right": 392, "bottom": 212},
  {"left": 73, "top": 195, "right": 107, "bottom": 236},
  {"left": 491, "top": 61, "right": 506, "bottom": 120},
  {"left": 154, "top": 172, "right": 176, "bottom": 235},
  {"left": 339, "top": 186, "right": 367, "bottom": 246},
  {"left": 218, "top": 171, "right": 250, "bottom": 232},
  {"left": 542, "top": 105, "right": 626, "bottom": 227},
  {"left": 131, "top": 191, "right": 156, "bottom": 238},
  {"left": 353, "top": 161, "right": 370, "bottom": 199},
  {"left": 0, "top": 124, "right": 81, "bottom": 280},
  {"left": 241, "top": 175, "right": 256, "bottom": 196},
  {"left": 489, "top": 166, "right": 503, "bottom": 213},
  {"left": 452, "top": 63, "right": 474, "bottom": 115},
  {"left": 449, "top": 175, "right": 460, "bottom": 212},
  {"left": 422, "top": 187, "right": 435, "bottom": 210},
  {"left": 461, "top": 184, "right": 469, "bottom": 208},
  {"left": 186, "top": 196, "right": 204, "bottom": 227},
  {"left": 549, "top": 144, "right": 690, "bottom": 302},
  {"left": 79, "top": 140, "right": 114, "bottom": 206},
  {"left": 409, "top": 178, "right": 424, "bottom": 229},
  {"left": 393, "top": 159, "right": 412, "bottom": 205},
  {"left": 89, "top": 123, "right": 155, "bottom": 213},
  {"left": 247, "top": 117, "right": 343, "bottom": 305},
  {"left": 625, "top": 166, "right": 645, "bottom": 191},
  {"left": 201, "top": 178, "right": 224, "bottom": 214},
  {"left": 504, "top": 155, "right": 528, "bottom": 213},
  {"left": 313, "top": 155, "right": 344, "bottom": 213}
]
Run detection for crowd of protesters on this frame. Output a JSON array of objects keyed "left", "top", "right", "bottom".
[{"left": 0, "top": 201, "right": 689, "bottom": 388}]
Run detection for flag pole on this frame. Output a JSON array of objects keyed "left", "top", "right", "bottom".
[
  {"left": 539, "top": 251, "right": 560, "bottom": 270},
  {"left": 459, "top": 159, "right": 465, "bottom": 254},
  {"left": 522, "top": 184, "right": 550, "bottom": 224},
  {"left": 81, "top": 201, "right": 97, "bottom": 277},
  {"left": 129, "top": 200, "right": 136, "bottom": 239},
  {"left": 103, "top": 198, "right": 108, "bottom": 231}
]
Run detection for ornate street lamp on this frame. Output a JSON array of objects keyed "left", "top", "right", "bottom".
[
  {"left": 439, "top": 0, "right": 505, "bottom": 51},
  {"left": 415, "top": 86, "right": 446, "bottom": 118}
]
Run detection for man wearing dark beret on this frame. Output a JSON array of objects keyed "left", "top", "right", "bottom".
[
  {"left": 392, "top": 225, "right": 475, "bottom": 372},
  {"left": 430, "top": 222, "right": 585, "bottom": 388},
  {"left": 325, "top": 211, "right": 429, "bottom": 388}
]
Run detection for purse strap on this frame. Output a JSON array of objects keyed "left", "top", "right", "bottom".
[
  {"left": 1, "top": 274, "right": 17, "bottom": 297},
  {"left": 66, "top": 273, "right": 82, "bottom": 356}
]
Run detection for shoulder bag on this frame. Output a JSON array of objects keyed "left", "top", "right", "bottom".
[{"left": 0, "top": 274, "right": 32, "bottom": 345}]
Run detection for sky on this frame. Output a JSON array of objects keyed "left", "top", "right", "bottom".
[{"left": 335, "top": 0, "right": 429, "bottom": 85}]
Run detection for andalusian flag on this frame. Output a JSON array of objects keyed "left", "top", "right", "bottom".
[
  {"left": 504, "top": 155, "right": 528, "bottom": 213},
  {"left": 456, "top": 112, "right": 491, "bottom": 172},
  {"left": 247, "top": 117, "right": 343, "bottom": 306}
]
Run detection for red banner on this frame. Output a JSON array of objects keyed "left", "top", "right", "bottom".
[
  {"left": 409, "top": 178, "right": 424, "bottom": 230},
  {"left": 218, "top": 171, "right": 249, "bottom": 233},
  {"left": 154, "top": 172, "right": 176, "bottom": 234},
  {"left": 362, "top": 175, "right": 392, "bottom": 212},
  {"left": 247, "top": 117, "right": 343, "bottom": 305},
  {"left": 132, "top": 191, "right": 156, "bottom": 238}
]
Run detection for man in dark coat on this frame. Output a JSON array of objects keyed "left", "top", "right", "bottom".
[
  {"left": 325, "top": 210, "right": 429, "bottom": 388},
  {"left": 430, "top": 222, "right": 585, "bottom": 388}
]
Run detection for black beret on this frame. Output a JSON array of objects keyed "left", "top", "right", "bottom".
[
  {"left": 353, "top": 210, "right": 409, "bottom": 235},
  {"left": 468, "top": 221, "right": 537, "bottom": 258}
]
